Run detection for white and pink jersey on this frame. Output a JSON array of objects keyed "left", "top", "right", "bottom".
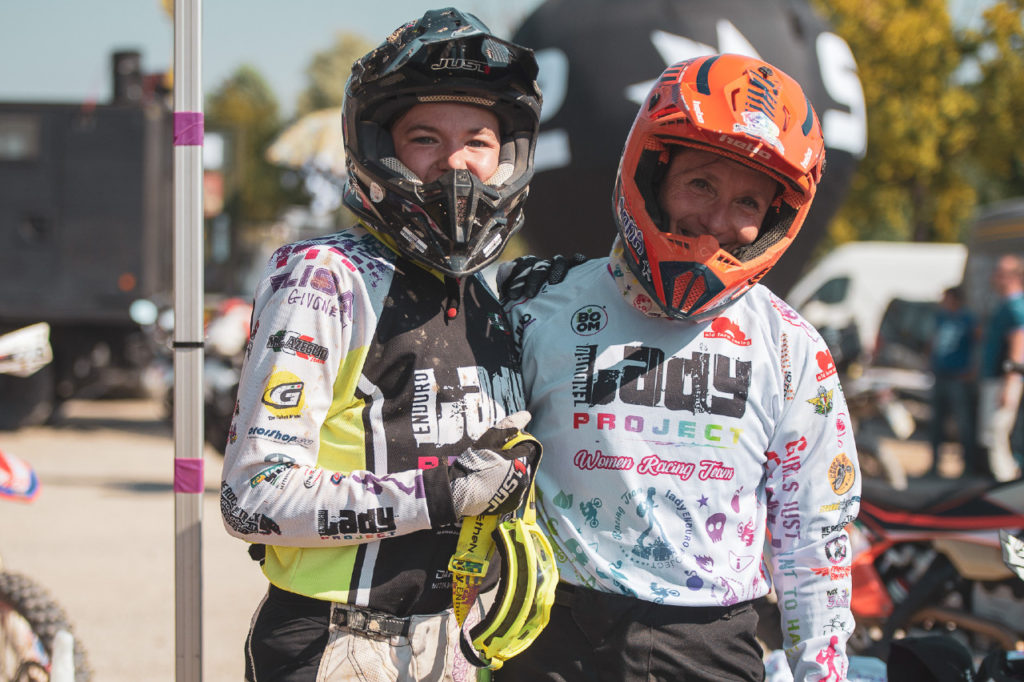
[{"left": 505, "top": 253, "right": 860, "bottom": 681}]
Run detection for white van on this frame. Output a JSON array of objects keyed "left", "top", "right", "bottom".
[{"left": 784, "top": 241, "right": 968, "bottom": 358}]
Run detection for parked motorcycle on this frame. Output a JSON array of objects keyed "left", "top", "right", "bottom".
[
  {"left": 847, "top": 475, "right": 1024, "bottom": 661},
  {"left": 130, "top": 296, "right": 251, "bottom": 455},
  {"left": 0, "top": 324, "right": 91, "bottom": 681},
  {"left": 843, "top": 366, "right": 925, "bottom": 490}
]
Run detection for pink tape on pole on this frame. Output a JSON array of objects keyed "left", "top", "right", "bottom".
[
  {"left": 174, "top": 458, "right": 205, "bottom": 493},
  {"left": 173, "top": 112, "right": 204, "bottom": 146}
]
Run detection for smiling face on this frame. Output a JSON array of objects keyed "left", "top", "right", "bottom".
[
  {"left": 390, "top": 102, "right": 502, "bottom": 184},
  {"left": 657, "top": 147, "right": 780, "bottom": 254}
]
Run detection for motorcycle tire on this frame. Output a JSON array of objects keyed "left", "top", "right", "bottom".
[
  {"left": 875, "top": 554, "right": 1020, "bottom": 660},
  {"left": 0, "top": 569, "right": 91, "bottom": 681}
]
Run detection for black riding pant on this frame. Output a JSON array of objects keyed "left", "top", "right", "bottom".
[{"left": 494, "top": 582, "right": 765, "bottom": 682}]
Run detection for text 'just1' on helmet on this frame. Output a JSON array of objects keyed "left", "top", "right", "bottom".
[
  {"left": 614, "top": 53, "right": 826, "bottom": 320},
  {"left": 342, "top": 7, "right": 542, "bottom": 277}
]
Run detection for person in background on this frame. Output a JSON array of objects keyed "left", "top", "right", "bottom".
[
  {"left": 497, "top": 54, "right": 859, "bottom": 682},
  {"left": 927, "top": 285, "right": 977, "bottom": 476},
  {"left": 220, "top": 8, "right": 544, "bottom": 680},
  {"left": 977, "top": 254, "right": 1024, "bottom": 481}
]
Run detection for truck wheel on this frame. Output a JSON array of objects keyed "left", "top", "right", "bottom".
[{"left": 0, "top": 365, "right": 55, "bottom": 430}]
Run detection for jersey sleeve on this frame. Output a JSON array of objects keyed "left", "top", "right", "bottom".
[
  {"left": 763, "top": 300, "right": 861, "bottom": 681},
  {"left": 220, "top": 241, "right": 456, "bottom": 547}
]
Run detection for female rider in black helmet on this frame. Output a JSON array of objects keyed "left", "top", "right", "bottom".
[{"left": 220, "top": 9, "right": 543, "bottom": 680}]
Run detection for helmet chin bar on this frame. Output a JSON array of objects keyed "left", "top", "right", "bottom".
[
  {"left": 389, "top": 168, "right": 507, "bottom": 277},
  {"left": 341, "top": 8, "right": 541, "bottom": 278},
  {"left": 450, "top": 169, "right": 474, "bottom": 245}
]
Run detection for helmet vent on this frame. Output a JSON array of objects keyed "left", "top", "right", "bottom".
[
  {"left": 381, "top": 156, "right": 422, "bottom": 183},
  {"left": 684, "top": 278, "right": 706, "bottom": 310},
  {"left": 671, "top": 271, "right": 706, "bottom": 311},
  {"left": 481, "top": 38, "right": 512, "bottom": 65},
  {"left": 418, "top": 94, "right": 495, "bottom": 108},
  {"left": 745, "top": 71, "right": 779, "bottom": 119},
  {"left": 486, "top": 162, "right": 514, "bottom": 186}
]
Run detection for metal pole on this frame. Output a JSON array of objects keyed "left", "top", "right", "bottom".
[{"left": 172, "top": 0, "right": 204, "bottom": 680}]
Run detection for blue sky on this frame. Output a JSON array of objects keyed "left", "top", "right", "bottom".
[{"left": 0, "top": 1, "right": 546, "bottom": 118}]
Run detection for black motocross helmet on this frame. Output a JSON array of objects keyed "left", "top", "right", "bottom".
[{"left": 342, "top": 7, "right": 542, "bottom": 277}]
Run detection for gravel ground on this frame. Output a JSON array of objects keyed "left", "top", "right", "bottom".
[{"left": 0, "top": 398, "right": 267, "bottom": 681}]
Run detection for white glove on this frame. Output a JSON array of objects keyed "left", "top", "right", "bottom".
[{"left": 448, "top": 411, "right": 540, "bottom": 517}]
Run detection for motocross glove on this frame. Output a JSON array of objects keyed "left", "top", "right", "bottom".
[
  {"left": 498, "top": 253, "right": 589, "bottom": 302},
  {"left": 447, "top": 411, "right": 541, "bottom": 519}
]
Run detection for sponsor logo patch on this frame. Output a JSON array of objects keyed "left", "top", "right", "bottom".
[
  {"left": 571, "top": 305, "right": 608, "bottom": 336},
  {"left": 261, "top": 369, "right": 305, "bottom": 419},
  {"left": 267, "top": 330, "right": 328, "bottom": 363},
  {"left": 828, "top": 453, "right": 856, "bottom": 495}
]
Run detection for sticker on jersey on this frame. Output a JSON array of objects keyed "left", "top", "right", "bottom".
[
  {"left": 249, "top": 463, "right": 296, "bottom": 489},
  {"left": 407, "top": 365, "right": 524, "bottom": 447},
  {"left": 611, "top": 486, "right": 695, "bottom": 571},
  {"left": 267, "top": 330, "right": 328, "bottom": 364},
  {"left": 571, "top": 305, "right": 608, "bottom": 336},
  {"left": 820, "top": 513, "right": 857, "bottom": 539},
  {"left": 262, "top": 369, "right": 305, "bottom": 419},
  {"left": 815, "top": 349, "right": 837, "bottom": 381},
  {"left": 825, "top": 535, "right": 849, "bottom": 565},
  {"left": 827, "top": 587, "right": 850, "bottom": 609},
  {"left": 269, "top": 260, "right": 356, "bottom": 326},
  {"left": 578, "top": 497, "right": 603, "bottom": 528},
  {"left": 807, "top": 386, "right": 834, "bottom": 416},
  {"left": 811, "top": 565, "right": 852, "bottom": 580},
  {"left": 828, "top": 453, "right": 856, "bottom": 495},
  {"left": 768, "top": 294, "right": 820, "bottom": 341},
  {"left": 820, "top": 494, "right": 860, "bottom": 515},
  {"left": 836, "top": 411, "right": 850, "bottom": 443},
  {"left": 221, "top": 482, "right": 281, "bottom": 536},
  {"left": 318, "top": 506, "right": 397, "bottom": 539},
  {"left": 570, "top": 344, "right": 750, "bottom": 419},
  {"left": 246, "top": 425, "right": 315, "bottom": 448},
  {"left": 780, "top": 333, "right": 795, "bottom": 401},
  {"left": 703, "top": 316, "right": 752, "bottom": 346}
]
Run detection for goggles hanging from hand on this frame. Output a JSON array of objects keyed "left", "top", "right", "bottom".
[{"left": 448, "top": 431, "right": 558, "bottom": 670}]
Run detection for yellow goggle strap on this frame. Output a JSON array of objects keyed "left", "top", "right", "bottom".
[
  {"left": 449, "top": 513, "right": 499, "bottom": 627},
  {"left": 449, "top": 428, "right": 541, "bottom": 626}
]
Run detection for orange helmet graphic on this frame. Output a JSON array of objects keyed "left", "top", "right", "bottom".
[{"left": 613, "top": 54, "right": 826, "bottom": 320}]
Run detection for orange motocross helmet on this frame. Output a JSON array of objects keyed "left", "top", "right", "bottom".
[{"left": 613, "top": 53, "right": 826, "bottom": 320}]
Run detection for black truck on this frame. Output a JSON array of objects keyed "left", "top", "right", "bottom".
[{"left": 0, "top": 51, "right": 173, "bottom": 428}]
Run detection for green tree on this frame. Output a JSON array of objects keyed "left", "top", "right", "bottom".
[
  {"left": 813, "top": 0, "right": 979, "bottom": 244},
  {"left": 296, "top": 31, "right": 374, "bottom": 115},
  {"left": 206, "top": 65, "right": 290, "bottom": 223},
  {"left": 962, "top": 0, "right": 1024, "bottom": 204}
]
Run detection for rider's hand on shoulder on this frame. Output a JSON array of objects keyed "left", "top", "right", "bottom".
[{"left": 497, "top": 253, "right": 589, "bottom": 302}]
